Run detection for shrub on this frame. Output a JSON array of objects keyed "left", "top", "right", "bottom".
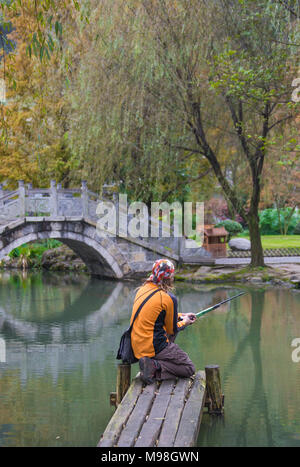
[
  {"left": 9, "top": 247, "right": 21, "bottom": 258},
  {"left": 8, "top": 240, "right": 63, "bottom": 262},
  {"left": 258, "top": 209, "right": 279, "bottom": 235},
  {"left": 294, "top": 222, "right": 300, "bottom": 235},
  {"left": 214, "top": 220, "right": 243, "bottom": 239},
  {"left": 259, "top": 208, "right": 300, "bottom": 235}
]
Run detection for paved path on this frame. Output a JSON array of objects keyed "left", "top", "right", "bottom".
[{"left": 215, "top": 256, "right": 300, "bottom": 265}]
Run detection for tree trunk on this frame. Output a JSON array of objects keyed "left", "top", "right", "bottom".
[
  {"left": 247, "top": 210, "right": 265, "bottom": 267},
  {"left": 284, "top": 206, "right": 296, "bottom": 235},
  {"left": 275, "top": 202, "right": 284, "bottom": 235}
]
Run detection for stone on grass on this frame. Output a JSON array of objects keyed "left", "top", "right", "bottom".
[{"left": 229, "top": 238, "right": 251, "bottom": 251}]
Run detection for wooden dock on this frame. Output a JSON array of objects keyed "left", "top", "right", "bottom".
[{"left": 98, "top": 365, "right": 223, "bottom": 448}]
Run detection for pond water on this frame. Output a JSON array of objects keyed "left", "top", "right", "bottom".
[{"left": 0, "top": 270, "right": 299, "bottom": 447}]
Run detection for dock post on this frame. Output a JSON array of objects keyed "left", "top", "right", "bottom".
[
  {"left": 205, "top": 365, "right": 224, "bottom": 415},
  {"left": 116, "top": 363, "right": 131, "bottom": 406}
]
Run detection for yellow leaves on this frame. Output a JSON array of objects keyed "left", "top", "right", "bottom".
[
  {"left": 0, "top": 2, "right": 76, "bottom": 187},
  {"left": 0, "top": 150, "right": 39, "bottom": 184}
]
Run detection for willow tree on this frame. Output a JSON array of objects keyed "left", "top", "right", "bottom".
[
  {"left": 66, "top": 1, "right": 214, "bottom": 202},
  {"left": 104, "top": 0, "right": 299, "bottom": 266}
]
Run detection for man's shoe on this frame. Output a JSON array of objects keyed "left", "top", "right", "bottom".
[{"left": 139, "top": 357, "right": 160, "bottom": 385}]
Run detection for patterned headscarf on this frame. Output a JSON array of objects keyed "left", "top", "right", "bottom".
[{"left": 149, "top": 259, "right": 175, "bottom": 284}]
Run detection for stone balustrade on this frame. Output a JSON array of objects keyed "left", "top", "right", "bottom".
[
  {"left": 0, "top": 180, "right": 214, "bottom": 277},
  {"left": 0, "top": 180, "right": 115, "bottom": 221}
]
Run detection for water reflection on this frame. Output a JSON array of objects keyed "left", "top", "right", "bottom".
[
  {"left": 0, "top": 273, "right": 231, "bottom": 386},
  {"left": 197, "top": 289, "right": 300, "bottom": 447},
  {"left": 231, "top": 292, "right": 273, "bottom": 446},
  {"left": 0, "top": 271, "right": 299, "bottom": 447},
  {"left": 0, "top": 271, "right": 133, "bottom": 386}
]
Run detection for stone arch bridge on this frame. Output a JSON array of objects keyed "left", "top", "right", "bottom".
[{"left": 0, "top": 181, "right": 212, "bottom": 278}]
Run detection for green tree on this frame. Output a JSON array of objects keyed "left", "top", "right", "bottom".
[{"left": 92, "top": 0, "right": 299, "bottom": 266}]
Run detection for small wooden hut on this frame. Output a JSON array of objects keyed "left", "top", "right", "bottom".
[{"left": 203, "top": 224, "right": 228, "bottom": 258}]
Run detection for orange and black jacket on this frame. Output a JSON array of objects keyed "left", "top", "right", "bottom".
[{"left": 130, "top": 282, "right": 187, "bottom": 360}]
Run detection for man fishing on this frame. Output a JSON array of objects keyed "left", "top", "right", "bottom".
[{"left": 130, "top": 258, "right": 197, "bottom": 385}]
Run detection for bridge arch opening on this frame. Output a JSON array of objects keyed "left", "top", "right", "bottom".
[{"left": 0, "top": 230, "right": 125, "bottom": 279}]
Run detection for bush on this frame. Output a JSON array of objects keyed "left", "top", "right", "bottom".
[
  {"left": 8, "top": 240, "right": 63, "bottom": 262},
  {"left": 294, "top": 222, "right": 300, "bottom": 235},
  {"left": 259, "top": 208, "right": 300, "bottom": 235},
  {"left": 9, "top": 247, "right": 21, "bottom": 258},
  {"left": 214, "top": 220, "right": 243, "bottom": 239},
  {"left": 258, "top": 209, "right": 279, "bottom": 235}
]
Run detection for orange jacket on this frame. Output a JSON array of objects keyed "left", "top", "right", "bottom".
[{"left": 130, "top": 282, "right": 186, "bottom": 359}]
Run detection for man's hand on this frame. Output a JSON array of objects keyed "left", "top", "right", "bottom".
[{"left": 181, "top": 313, "right": 197, "bottom": 326}]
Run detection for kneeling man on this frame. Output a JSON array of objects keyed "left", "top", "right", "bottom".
[{"left": 130, "top": 259, "right": 196, "bottom": 385}]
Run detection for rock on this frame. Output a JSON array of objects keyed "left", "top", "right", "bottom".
[
  {"left": 229, "top": 238, "right": 251, "bottom": 251},
  {"left": 41, "top": 245, "right": 87, "bottom": 272}
]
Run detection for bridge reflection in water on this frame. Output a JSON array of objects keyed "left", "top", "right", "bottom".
[
  {"left": 0, "top": 271, "right": 223, "bottom": 386},
  {"left": 0, "top": 271, "right": 131, "bottom": 385}
]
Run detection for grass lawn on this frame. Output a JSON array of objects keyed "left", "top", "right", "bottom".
[{"left": 233, "top": 234, "right": 300, "bottom": 249}]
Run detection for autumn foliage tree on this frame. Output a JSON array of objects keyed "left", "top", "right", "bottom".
[{"left": 0, "top": 2, "right": 82, "bottom": 188}]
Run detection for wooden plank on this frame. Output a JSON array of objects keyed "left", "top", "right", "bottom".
[
  {"left": 134, "top": 379, "right": 176, "bottom": 447},
  {"left": 117, "top": 381, "right": 157, "bottom": 447},
  {"left": 173, "top": 371, "right": 206, "bottom": 447},
  {"left": 157, "top": 377, "right": 191, "bottom": 447},
  {"left": 97, "top": 377, "right": 143, "bottom": 447}
]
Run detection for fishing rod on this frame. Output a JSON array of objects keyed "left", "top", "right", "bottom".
[{"left": 195, "top": 291, "right": 247, "bottom": 318}]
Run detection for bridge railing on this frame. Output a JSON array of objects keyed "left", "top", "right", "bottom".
[{"left": 0, "top": 180, "right": 105, "bottom": 221}]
